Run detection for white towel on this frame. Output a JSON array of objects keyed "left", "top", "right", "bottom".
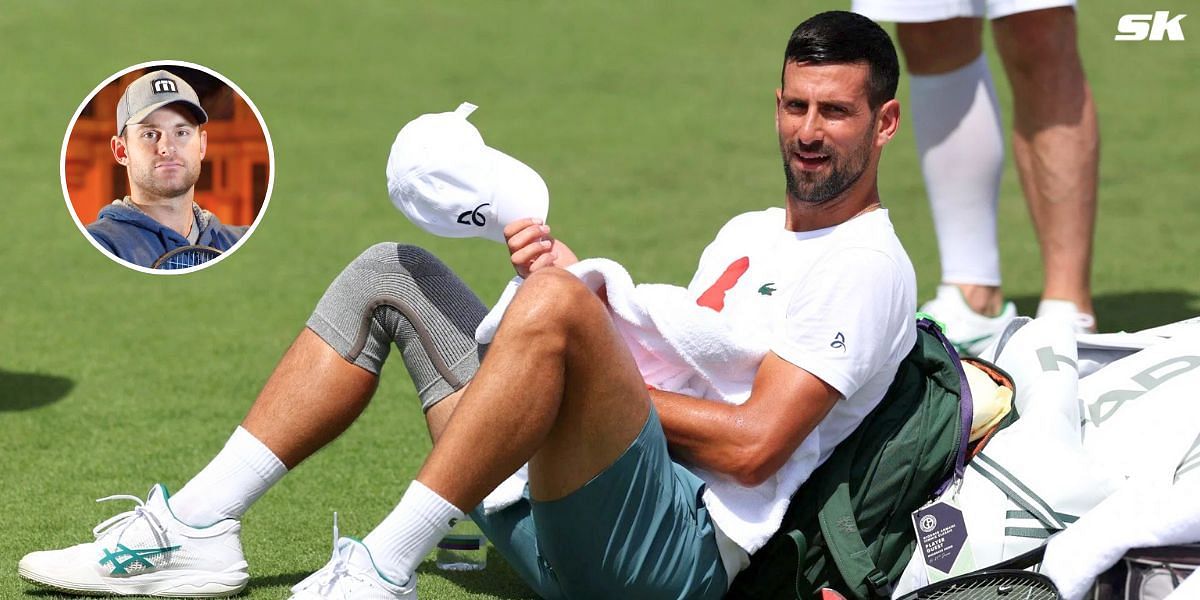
[
  {"left": 475, "top": 259, "right": 768, "bottom": 513},
  {"left": 1041, "top": 478, "right": 1200, "bottom": 600},
  {"left": 476, "top": 258, "right": 766, "bottom": 399}
]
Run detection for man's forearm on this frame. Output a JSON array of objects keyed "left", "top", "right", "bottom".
[
  {"left": 650, "top": 388, "right": 771, "bottom": 485},
  {"left": 648, "top": 353, "right": 841, "bottom": 487}
]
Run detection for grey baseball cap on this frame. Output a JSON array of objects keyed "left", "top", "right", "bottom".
[{"left": 115, "top": 69, "right": 208, "bottom": 135}]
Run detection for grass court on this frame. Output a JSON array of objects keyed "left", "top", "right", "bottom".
[{"left": 1, "top": 1, "right": 1197, "bottom": 597}]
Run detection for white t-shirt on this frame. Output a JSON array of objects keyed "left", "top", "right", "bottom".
[{"left": 683, "top": 207, "right": 917, "bottom": 573}]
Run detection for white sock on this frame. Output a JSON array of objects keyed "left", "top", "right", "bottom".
[
  {"left": 1037, "top": 298, "right": 1096, "bottom": 332},
  {"left": 363, "top": 480, "right": 465, "bottom": 585},
  {"left": 911, "top": 53, "right": 1005, "bottom": 287},
  {"left": 169, "top": 426, "right": 287, "bottom": 527}
]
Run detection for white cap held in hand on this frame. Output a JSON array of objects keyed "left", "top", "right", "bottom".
[{"left": 386, "top": 102, "right": 549, "bottom": 243}]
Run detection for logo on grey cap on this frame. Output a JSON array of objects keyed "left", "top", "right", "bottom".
[{"left": 116, "top": 69, "right": 209, "bottom": 134}]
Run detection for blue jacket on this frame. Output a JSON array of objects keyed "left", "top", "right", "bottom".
[{"left": 86, "top": 200, "right": 248, "bottom": 268}]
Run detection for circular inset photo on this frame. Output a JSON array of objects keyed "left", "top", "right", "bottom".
[{"left": 61, "top": 60, "right": 273, "bottom": 274}]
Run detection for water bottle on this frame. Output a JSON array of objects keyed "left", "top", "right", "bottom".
[{"left": 436, "top": 517, "right": 487, "bottom": 571}]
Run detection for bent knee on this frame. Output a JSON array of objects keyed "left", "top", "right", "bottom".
[
  {"left": 353, "top": 242, "right": 445, "bottom": 273},
  {"left": 507, "top": 268, "right": 604, "bottom": 329},
  {"left": 354, "top": 242, "right": 406, "bottom": 266},
  {"left": 523, "top": 268, "right": 597, "bottom": 305}
]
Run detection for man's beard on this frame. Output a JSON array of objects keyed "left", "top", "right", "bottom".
[
  {"left": 129, "top": 162, "right": 201, "bottom": 200},
  {"left": 781, "top": 121, "right": 874, "bottom": 205}
]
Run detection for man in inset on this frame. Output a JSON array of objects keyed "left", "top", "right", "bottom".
[
  {"left": 22, "top": 12, "right": 916, "bottom": 599},
  {"left": 86, "top": 69, "right": 246, "bottom": 268}
]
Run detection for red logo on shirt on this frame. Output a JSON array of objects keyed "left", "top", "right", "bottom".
[{"left": 696, "top": 257, "right": 749, "bottom": 312}]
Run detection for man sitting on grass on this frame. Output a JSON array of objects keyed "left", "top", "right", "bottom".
[{"left": 20, "top": 11, "right": 916, "bottom": 599}]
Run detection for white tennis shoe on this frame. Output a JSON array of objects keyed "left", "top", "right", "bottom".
[
  {"left": 1036, "top": 298, "right": 1097, "bottom": 334},
  {"left": 290, "top": 515, "right": 415, "bottom": 600},
  {"left": 18, "top": 484, "right": 248, "bottom": 597},
  {"left": 920, "top": 284, "right": 1018, "bottom": 357}
]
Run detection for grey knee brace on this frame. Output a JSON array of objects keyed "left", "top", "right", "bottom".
[{"left": 306, "top": 243, "right": 487, "bottom": 411}]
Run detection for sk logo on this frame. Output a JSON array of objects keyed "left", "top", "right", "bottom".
[
  {"left": 457, "top": 203, "right": 490, "bottom": 227},
  {"left": 758, "top": 283, "right": 776, "bottom": 296},
  {"left": 151, "top": 78, "right": 178, "bottom": 94},
  {"left": 1115, "top": 11, "right": 1187, "bottom": 41},
  {"left": 830, "top": 332, "right": 846, "bottom": 352}
]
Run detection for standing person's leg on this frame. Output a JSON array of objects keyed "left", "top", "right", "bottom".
[
  {"left": 306, "top": 268, "right": 727, "bottom": 599},
  {"left": 993, "top": 6, "right": 1099, "bottom": 329},
  {"left": 898, "top": 18, "right": 1018, "bottom": 354}
]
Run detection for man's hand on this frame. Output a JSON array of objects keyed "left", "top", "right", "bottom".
[{"left": 504, "top": 218, "right": 579, "bottom": 278}]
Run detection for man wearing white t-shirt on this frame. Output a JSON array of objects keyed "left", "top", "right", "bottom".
[{"left": 20, "top": 11, "right": 915, "bottom": 600}]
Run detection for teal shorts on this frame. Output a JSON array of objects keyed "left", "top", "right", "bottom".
[{"left": 471, "top": 408, "right": 728, "bottom": 599}]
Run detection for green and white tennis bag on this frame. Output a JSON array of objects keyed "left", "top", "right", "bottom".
[
  {"left": 892, "top": 317, "right": 1121, "bottom": 596},
  {"left": 894, "top": 316, "right": 1200, "bottom": 597}
]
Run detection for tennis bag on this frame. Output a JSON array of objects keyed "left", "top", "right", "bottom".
[{"left": 727, "top": 318, "right": 979, "bottom": 599}]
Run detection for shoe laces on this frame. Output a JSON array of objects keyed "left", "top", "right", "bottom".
[
  {"left": 296, "top": 513, "right": 375, "bottom": 598},
  {"left": 92, "top": 494, "right": 168, "bottom": 546}
]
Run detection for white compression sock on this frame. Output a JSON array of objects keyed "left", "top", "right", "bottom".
[
  {"left": 169, "top": 426, "right": 287, "bottom": 527},
  {"left": 911, "top": 53, "right": 1005, "bottom": 287},
  {"left": 363, "top": 480, "right": 465, "bottom": 585}
]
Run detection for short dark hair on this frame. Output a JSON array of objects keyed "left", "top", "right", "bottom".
[{"left": 783, "top": 11, "right": 899, "bottom": 110}]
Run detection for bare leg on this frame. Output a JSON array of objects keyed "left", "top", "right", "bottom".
[
  {"left": 417, "top": 267, "right": 651, "bottom": 510},
  {"left": 239, "top": 242, "right": 486, "bottom": 468},
  {"left": 172, "top": 243, "right": 486, "bottom": 531},
  {"left": 897, "top": 18, "right": 983, "bottom": 76},
  {"left": 994, "top": 7, "right": 1098, "bottom": 319},
  {"left": 241, "top": 328, "right": 379, "bottom": 469},
  {"left": 898, "top": 19, "right": 1006, "bottom": 317},
  {"left": 424, "top": 386, "right": 461, "bottom": 444}
]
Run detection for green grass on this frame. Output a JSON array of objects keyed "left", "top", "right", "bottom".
[{"left": 2, "top": 1, "right": 1198, "bottom": 598}]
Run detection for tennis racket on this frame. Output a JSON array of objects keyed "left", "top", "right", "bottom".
[
  {"left": 152, "top": 245, "right": 223, "bottom": 270},
  {"left": 897, "top": 570, "right": 1060, "bottom": 599},
  {"left": 898, "top": 546, "right": 1060, "bottom": 599}
]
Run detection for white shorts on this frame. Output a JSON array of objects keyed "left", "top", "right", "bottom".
[{"left": 852, "top": 0, "right": 1074, "bottom": 22}]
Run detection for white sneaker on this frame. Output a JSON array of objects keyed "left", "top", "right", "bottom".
[
  {"left": 289, "top": 515, "right": 415, "bottom": 600},
  {"left": 18, "top": 484, "right": 248, "bottom": 597},
  {"left": 920, "top": 284, "right": 1018, "bottom": 357},
  {"left": 1036, "top": 299, "right": 1097, "bottom": 334}
]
